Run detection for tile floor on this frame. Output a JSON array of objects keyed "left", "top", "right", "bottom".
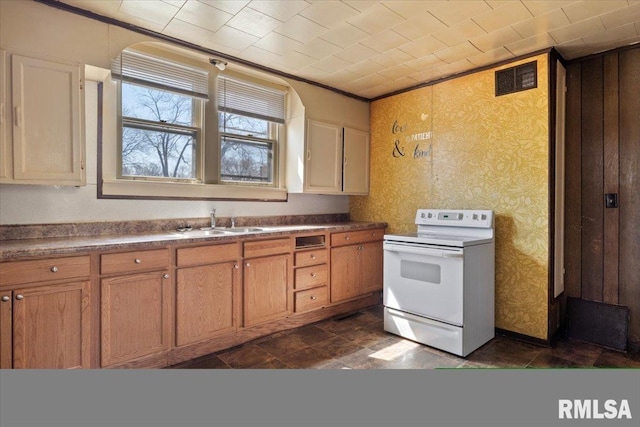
[{"left": 167, "top": 305, "right": 640, "bottom": 369}]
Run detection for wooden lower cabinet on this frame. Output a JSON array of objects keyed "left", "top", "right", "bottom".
[
  {"left": 330, "top": 241, "right": 383, "bottom": 303},
  {"left": 176, "top": 261, "right": 239, "bottom": 347},
  {"left": 100, "top": 271, "right": 170, "bottom": 367},
  {"left": 0, "top": 281, "right": 91, "bottom": 369},
  {"left": 243, "top": 254, "right": 290, "bottom": 327}
]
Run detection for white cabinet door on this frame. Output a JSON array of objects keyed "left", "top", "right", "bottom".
[
  {"left": 0, "top": 49, "right": 7, "bottom": 180},
  {"left": 10, "top": 54, "right": 85, "bottom": 185},
  {"left": 304, "top": 119, "right": 342, "bottom": 193},
  {"left": 342, "top": 127, "right": 369, "bottom": 195}
]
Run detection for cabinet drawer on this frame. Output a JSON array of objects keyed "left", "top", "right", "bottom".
[
  {"left": 294, "top": 286, "right": 328, "bottom": 313},
  {"left": 101, "top": 249, "right": 169, "bottom": 275},
  {"left": 176, "top": 242, "right": 240, "bottom": 267},
  {"left": 0, "top": 255, "right": 90, "bottom": 287},
  {"left": 294, "top": 265, "right": 328, "bottom": 290},
  {"left": 244, "top": 238, "right": 291, "bottom": 259},
  {"left": 294, "top": 249, "right": 327, "bottom": 267},
  {"left": 331, "top": 228, "right": 384, "bottom": 247}
]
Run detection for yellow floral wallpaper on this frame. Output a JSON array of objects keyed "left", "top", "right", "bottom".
[{"left": 351, "top": 54, "right": 550, "bottom": 340}]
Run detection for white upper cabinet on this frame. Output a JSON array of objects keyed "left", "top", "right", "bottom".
[
  {"left": 342, "top": 127, "right": 369, "bottom": 195},
  {"left": 289, "top": 119, "right": 370, "bottom": 195},
  {"left": 1, "top": 53, "right": 85, "bottom": 186}
]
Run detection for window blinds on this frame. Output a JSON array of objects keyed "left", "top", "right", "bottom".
[
  {"left": 217, "top": 76, "right": 286, "bottom": 124},
  {"left": 111, "top": 49, "right": 209, "bottom": 99}
]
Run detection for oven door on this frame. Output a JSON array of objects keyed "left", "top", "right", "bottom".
[{"left": 383, "top": 241, "right": 464, "bottom": 326}]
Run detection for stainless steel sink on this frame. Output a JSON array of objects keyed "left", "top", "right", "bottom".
[
  {"left": 220, "top": 227, "right": 264, "bottom": 233},
  {"left": 170, "top": 228, "right": 229, "bottom": 237}
]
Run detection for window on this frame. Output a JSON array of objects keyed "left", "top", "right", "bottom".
[
  {"left": 217, "top": 76, "right": 285, "bottom": 185},
  {"left": 112, "top": 49, "right": 207, "bottom": 181},
  {"left": 103, "top": 44, "right": 289, "bottom": 201}
]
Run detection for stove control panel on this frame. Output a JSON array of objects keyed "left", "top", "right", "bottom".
[{"left": 416, "top": 209, "right": 493, "bottom": 228}]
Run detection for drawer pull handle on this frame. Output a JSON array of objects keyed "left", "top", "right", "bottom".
[
  {"left": 311, "top": 273, "right": 317, "bottom": 278},
  {"left": 311, "top": 254, "right": 316, "bottom": 259},
  {"left": 1, "top": 296, "right": 10, "bottom": 302},
  {"left": 163, "top": 274, "right": 170, "bottom": 279},
  {"left": 310, "top": 295, "right": 317, "bottom": 300},
  {"left": 50, "top": 266, "right": 59, "bottom": 273},
  {"left": 135, "top": 258, "right": 142, "bottom": 264},
  {"left": 15, "top": 294, "right": 24, "bottom": 301}
]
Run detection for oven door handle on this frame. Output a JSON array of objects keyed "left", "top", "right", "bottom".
[{"left": 383, "top": 243, "right": 463, "bottom": 258}]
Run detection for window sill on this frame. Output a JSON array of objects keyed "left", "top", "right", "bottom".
[{"left": 100, "top": 179, "right": 288, "bottom": 201}]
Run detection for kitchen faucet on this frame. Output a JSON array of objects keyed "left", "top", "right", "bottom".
[{"left": 210, "top": 208, "right": 216, "bottom": 228}]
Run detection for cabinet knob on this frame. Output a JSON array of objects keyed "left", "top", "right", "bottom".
[
  {"left": 163, "top": 274, "right": 170, "bottom": 279},
  {"left": 246, "top": 262, "right": 251, "bottom": 267},
  {"left": 311, "top": 254, "right": 316, "bottom": 260},
  {"left": 234, "top": 264, "right": 239, "bottom": 270},
  {"left": 1, "top": 296, "right": 10, "bottom": 302},
  {"left": 345, "top": 236, "right": 350, "bottom": 240},
  {"left": 50, "top": 266, "right": 59, "bottom": 273},
  {"left": 310, "top": 295, "right": 317, "bottom": 300},
  {"left": 135, "top": 258, "right": 142, "bottom": 264},
  {"left": 15, "top": 294, "right": 24, "bottom": 300},
  {"left": 311, "top": 273, "right": 317, "bottom": 278}
]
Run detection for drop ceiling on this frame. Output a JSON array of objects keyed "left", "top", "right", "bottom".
[{"left": 53, "top": 0, "right": 640, "bottom": 100}]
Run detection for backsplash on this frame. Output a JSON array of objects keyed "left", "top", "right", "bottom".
[{"left": 0, "top": 213, "right": 349, "bottom": 241}]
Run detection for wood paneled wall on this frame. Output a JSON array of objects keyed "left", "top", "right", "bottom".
[{"left": 565, "top": 45, "right": 640, "bottom": 348}]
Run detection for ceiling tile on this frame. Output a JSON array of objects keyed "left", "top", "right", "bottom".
[
  {"left": 599, "top": 3, "right": 640, "bottom": 30},
  {"left": 248, "top": 1, "right": 311, "bottom": 22},
  {"left": 199, "top": 0, "right": 250, "bottom": 15},
  {"left": 360, "top": 30, "right": 411, "bottom": 53},
  {"left": 226, "top": 7, "right": 282, "bottom": 38},
  {"left": 307, "top": 55, "right": 352, "bottom": 73},
  {"left": 512, "top": 9, "right": 571, "bottom": 39},
  {"left": 175, "top": 1, "right": 232, "bottom": 32},
  {"left": 370, "top": 49, "right": 416, "bottom": 67},
  {"left": 408, "top": 67, "right": 443, "bottom": 85},
  {"left": 562, "top": 0, "right": 629, "bottom": 23},
  {"left": 119, "top": 0, "right": 180, "bottom": 26},
  {"left": 319, "top": 22, "right": 369, "bottom": 47},
  {"left": 163, "top": 19, "right": 215, "bottom": 44},
  {"left": 349, "top": 73, "right": 390, "bottom": 91},
  {"left": 435, "top": 58, "right": 475, "bottom": 78},
  {"left": 426, "top": 1, "right": 493, "bottom": 26},
  {"left": 343, "top": 1, "right": 379, "bottom": 13},
  {"left": 64, "top": 1, "right": 167, "bottom": 32},
  {"left": 294, "top": 37, "right": 342, "bottom": 60},
  {"left": 520, "top": 0, "right": 576, "bottom": 16},
  {"left": 208, "top": 25, "right": 259, "bottom": 50},
  {"left": 506, "top": 32, "right": 557, "bottom": 56},
  {"left": 434, "top": 41, "right": 482, "bottom": 64},
  {"left": 582, "top": 22, "right": 639, "bottom": 47},
  {"left": 334, "top": 43, "right": 379, "bottom": 63},
  {"left": 404, "top": 54, "right": 448, "bottom": 72},
  {"left": 378, "top": 63, "right": 416, "bottom": 80},
  {"left": 347, "top": 3, "right": 405, "bottom": 35},
  {"left": 472, "top": 1, "right": 533, "bottom": 33},
  {"left": 549, "top": 16, "right": 606, "bottom": 43},
  {"left": 162, "top": 0, "right": 186, "bottom": 7},
  {"left": 322, "top": 68, "right": 362, "bottom": 86},
  {"left": 299, "top": 1, "right": 360, "bottom": 28},
  {"left": 399, "top": 35, "right": 448, "bottom": 57},
  {"left": 345, "top": 59, "right": 380, "bottom": 77},
  {"left": 382, "top": 1, "right": 428, "bottom": 19},
  {"left": 467, "top": 46, "right": 515, "bottom": 67},
  {"left": 275, "top": 15, "right": 327, "bottom": 43},
  {"left": 253, "top": 32, "right": 303, "bottom": 55},
  {"left": 555, "top": 38, "right": 590, "bottom": 59},
  {"left": 470, "top": 27, "right": 523, "bottom": 52},
  {"left": 236, "top": 45, "right": 282, "bottom": 64},
  {"left": 273, "top": 50, "right": 318, "bottom": 70},
  {"left": 391, "top": 14, "right": 449, "bottom": 40},
  {"left": 433, "top": 19, "right": 487, "bottom": 47}
]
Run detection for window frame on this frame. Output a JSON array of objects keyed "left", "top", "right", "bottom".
[{"left": 98, "top": 43, "right": 289, "bottom": 201}]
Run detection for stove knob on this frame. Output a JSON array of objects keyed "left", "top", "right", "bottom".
[
  {"left": 481, "top": 214, "right": 487, "bottom": 220},
  {"left": 421, "top": 212, "right": 426, "bottom": 218},
  {"left": 427, "top": 213, "right": 433, "bottom": 218},
  {"left": 473, "top": 214, "right": 478, "bottom": 220}
]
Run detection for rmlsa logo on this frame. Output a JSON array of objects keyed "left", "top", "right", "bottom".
[{"left": 559, "top": 399, "right": 633, "bottom": 419}]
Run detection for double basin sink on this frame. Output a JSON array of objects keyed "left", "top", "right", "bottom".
[{"left": 170, "top": 224, "right": 323, "bottom": 238}]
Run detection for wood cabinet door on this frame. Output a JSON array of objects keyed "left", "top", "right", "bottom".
[
  {"left": 342, "top": 127, "right": 369, "bottom": 195},
  {"left": 0, "top": 290, "right": 13, "bottom": 369},
  {"left": 243, "top": 254, "right": 290, "bottom": 327},
  {"left": 11, "top": 54, "right": 85, "bottom": 185},
  {"left": 101, "top": 271, "right": 170, "bottom": 367},
  {"left": 305, "top": 120, "right": 342, "bottom": 194},
  {"left": 176, "top": 262, "right": 238, "bottom": 347},
  {"left": 330, "top": 245, "right": 361, "bottom": 303},
  {"left": 360, "top": 242, "right": 383, "bottom": 294},
  {"left": 11, "top": 282, "right": 90, "bottom": 369}
]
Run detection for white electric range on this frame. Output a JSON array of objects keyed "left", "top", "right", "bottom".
[{"left": 383, "top": 209, "right": 495, "bottom": 357}]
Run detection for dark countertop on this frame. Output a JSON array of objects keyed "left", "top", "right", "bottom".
[{"left": 0, "top": 222, "right": 387, "bottom": 260}]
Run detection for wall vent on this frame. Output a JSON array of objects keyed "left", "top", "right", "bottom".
[{"left": 495, "top": 61, "right": 537, "bottom": 96}]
